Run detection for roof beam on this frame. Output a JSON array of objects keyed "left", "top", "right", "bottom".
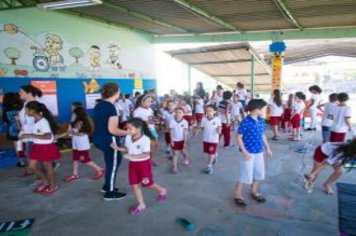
[
  {"left": 213, "top": 73, "right": 270, "bottom": 77},
  {"left": 172, "top": 0, "right": 239, "bottom": 31},
  {"left": 190, "top": 59, "right": 251, "bottom": 65},
  {"left": 273, "top": 0, "right": 303, "bottom": 30},
  {"left": 153, "top": 28, "right": 356, "bottom": 43},
  {"left": 102, "top": 1, "right": 189, "bottom": 33}
]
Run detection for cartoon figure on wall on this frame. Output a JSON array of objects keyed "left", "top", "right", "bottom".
[
  {"left": 44, "top": 34, "right": 65, "bottom": 72},
  {"left": 89, "top": 45, "right": 101, "bottom": 71},
  {"left": 107, "top": 43, "right": 122, "bottom": 69}
]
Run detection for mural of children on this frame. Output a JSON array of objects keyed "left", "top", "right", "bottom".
[
  {"left": 44, "top": 33, "right": 65, "bottom": 71},
  {"left": 107, "top": 43, "right": 122, "bottom": 69},
  {"left": 89, "top": 45, "right": 101, "bottom": 72}
]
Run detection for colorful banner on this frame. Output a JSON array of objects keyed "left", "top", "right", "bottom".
[
  {"left": 31, "top": 80, "right": 58, "bottom": 116},
  {"left": 272, "top": 54, "right": 283, "bottom": 90}
]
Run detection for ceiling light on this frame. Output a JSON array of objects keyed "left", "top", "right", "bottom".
[{"left": 37, "top": 0, "right": 102, "bottom": 10}]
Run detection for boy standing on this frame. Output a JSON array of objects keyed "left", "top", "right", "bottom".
[{"left": 234, "top": 99, "right": 272, "bottom": 207}]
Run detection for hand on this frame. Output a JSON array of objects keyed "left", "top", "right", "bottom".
[
  {"left": 123, "top": 154, "right": 131, "bottom": 160},
  {"left": 170, "top": 141, "right": 174, "bottom": 147},
  {"left": 266, "top": 148, "right": 273, "bottom": 158},
  {"left": 242, "top": 152, "right": 252, "bottom": 160},
  {"left": 110, "top": 142, "right": 119, "bottom": 150}
]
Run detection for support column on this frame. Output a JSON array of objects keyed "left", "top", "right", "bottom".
[
  {"left": 271, "top": 54, "right": 283, "bottom": 91},
  {"left": 187, "top": 64, "right": 192, "bottom": 95},
  {"left": 250, "top": 54, "right": 255, "bottom": 97}
]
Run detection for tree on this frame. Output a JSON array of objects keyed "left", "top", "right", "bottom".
[
  {"left": 69, "top": 47, "right": 84, "bottom": 64},
  {"left": 4, "top": 47, "right": 21, "bottom": 65}
]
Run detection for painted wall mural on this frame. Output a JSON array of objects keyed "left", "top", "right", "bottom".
[{"left": 0, "top": 23, "right": 150, "bottom": 79}]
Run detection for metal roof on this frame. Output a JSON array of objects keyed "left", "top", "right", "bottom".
[
  {"left": 166, "top": 43, "right": 272, "bottom": 92},
  {"left": 3, "top": 0, "right": 356, "bottom": 36}
]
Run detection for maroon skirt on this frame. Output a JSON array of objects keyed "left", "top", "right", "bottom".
[{"left": 30, "top": 143, "right": 61, "bottom": 162}]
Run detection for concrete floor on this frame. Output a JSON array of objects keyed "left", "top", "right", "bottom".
[{"left": 1, "top": 129, "right": 355, "bottom": 236}]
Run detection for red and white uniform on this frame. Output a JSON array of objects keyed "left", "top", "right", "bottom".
[
  {"left": 314, "top": 142, "right": 343, "bottom": 164},
  {"left": 30, "top": 118, "right": 61, "bottom": 162},
  {"left": 291, "top": 101, "right": 305, "bottom": 129},
  {"left": 162, "top": 110, "right": 175, "bottom": 145},
  {"left": 182, "top": 104, "right": 193, "bottom": 126},
  {"left": 125, "top": 135, "right": 153, "bottom": 187},
  {"left": 169, "top": 118, "right": 188, "bottom": 151},
  {"left": 231, "top": 101, "right": 243, "bottom": 121},
  {"left": 201, "top": 116, "right": 222, "bottom": 155},
  {"left": 194, "top": 98, "right": 205, "bottom": 123},
  {"left": 269, "top": 98, "right": 283, "bottom": 126},
  {"left": 321, "top": 102, "right": 336, "bottom": 128},
  {"left": 330, "top": 105, "right": 352, "bottom": 142},
  {"left": 217, "top": 100, "right": 231, "bottom": 147},
  {"left": 133, "top": 107, "right": 155, "bottom": 130},
  {"left": 71, "top": 128, "right": 92, "bottom": 163}
]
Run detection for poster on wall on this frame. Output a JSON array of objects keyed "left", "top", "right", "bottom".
[
  {"left": 85, "top": 93, "right": 101, "bottom": 109},
  {"left": 31, "top": 81, "right": 58, "bottom": 116}
]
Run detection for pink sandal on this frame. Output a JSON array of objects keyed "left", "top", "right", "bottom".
[
  {"left": 183, "top": 158, "right": 190, "bottom": 166},
  {"left": 34, "top": 183, "right": 48, "bottom": 193},
  {"left": 40, "top": 186, "right": 59, "bottom": 195},
  {"left": 64, "top": 174, "right": 79, "bottom": 182},
  {"left": 157, "top": 189, "right": 168, "bottom": 202},
  {"left": 130, "top": 205, "right": 146, "bottom": 215},
  {"left": 92, "top": 169, "right": 105, "bottom": 180}
]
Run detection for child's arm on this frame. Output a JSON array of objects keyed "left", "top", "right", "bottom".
[
  {"left": 236, "top": 134, "right": 251, "bottom": 160},
  {"left": 20, "top": 133, "right": 52, "bottom": 140},
  {"left": 216, "top": 125, "right": 222, "bottom": 136},
  {"left": 183, "top": 128, "right": 188, "bottom": 148},
  {"left": 110, "top": 143, "right": 127, "bottom": 153},
  {"left": 240, "top": 107, "right": 246, "bottom": 119},
  {"left": 263, "top": 134, "right": 273, "bottom": 157},
  {"left": 55, "top": 132, "right": 70, "bottom": 140},
  {"left": 226, "top": 103, "right": 231, "bottom": 126},
  {"left": 345, "top": 117, "right": 353, "bottom": 132},
  {"left": 317, "top": 103, "right": 325, "bottom": 112}
]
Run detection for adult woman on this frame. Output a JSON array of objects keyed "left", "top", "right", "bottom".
[
  {"left": 2, "top": 92, "right": 24, "bottom": 166},
  {"left": 18, "top": 85, "right": 42, "bottom": 175},
  {"left": 93, "top": 83, "right": 128, "bottom": 201}
]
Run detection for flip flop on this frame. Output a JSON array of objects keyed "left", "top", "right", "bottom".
[
  {"left": 92, "top": 169, "right": 105, "bottom": 180},
  {"left": 64, "top": 174, "right": 79, "bottom": 182},
  {"left": 129, "top": 205, "right": 146, "bottom": 215},
  {"left": 234, "top": 198, "right": 247, "bottom": 207},
  {"left": 34, "top": 183, "right": 48, "bottom": 193},
  {"left": 251, "top": 194, "right": 266, "bottom": 203},
  {"left": 40, "top": 186, "right": 59, "bottom": 196},
  {"left": 157, "top": 190, "right": 168, "bottom": 202}
]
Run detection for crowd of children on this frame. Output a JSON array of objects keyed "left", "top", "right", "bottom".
[{"left": 2, "top": 81, "right": 355, "bottom": 215}]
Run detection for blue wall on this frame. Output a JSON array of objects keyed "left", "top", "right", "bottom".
[{"left": 0, "top": 77, "right": 156, "bottom": 123}]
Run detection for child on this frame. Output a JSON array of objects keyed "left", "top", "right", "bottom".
[
  {"left": 318, "top": 93, "right": 338, "bottom": 143},
  {"left": 111, "top": 118, "right": 167, "bottom": 215},
  {"left": 234, "top": 99, "right": 272, "bottom": 207},
  {"left": 70, "top": 102, "right": 83, "bottom": 122},
  {"left": 305, "top": 85, "right": 322, "bottom": 131},
  {"left": 230, "top": 94, "right": 245, "bottom": 131},
  {"left": 63, "top": 107, "right": 105, "bottom": 182},
  {"left": 133, "top": 95, "right": 159, "bottom": 165},
  {"left": 19, "top": 101, "right": 61, "bottom": 195},
  {"left": 181, "top": 98, "right": 193, "bottom": 132},
  {"left": 282, "top": 94, "right": 294, "bottom": 133},
  {"left": 162, "top": 100, "right": 175, "bottom": 154},
  {"left": 304, "top": 139, "right": 356, "bottom": 195},
  {"left": 169, "top": 108, "right": 189, "bottom": 173},
  {"left": 200, "top": 105, "right": 222, "bottom": 175},
  {"left": 193, "top": 95, "right": 205, "bottom": 127},
  {"left": 329, "top": 93, "right": 352, "bottom": 142},
  {"left": 268, "top": 89, "right": 283, "bottom": 140},
  {"left": 218, "top": 91, "right": 232, "bottom": 148},
  {"left": 290, "top": 92, "right": 306, "bottom": 141}
]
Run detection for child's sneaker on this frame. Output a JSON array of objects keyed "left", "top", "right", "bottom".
[{"left": 205, "top": 165, "right": 213, "bottom": 175}]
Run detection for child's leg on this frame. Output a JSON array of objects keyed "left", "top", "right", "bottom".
[
  {"left": 172, "top": 150, "right": 179, "bottom": 170},
  {"left": 86, "top": 161, "right": 103, "bottom": 172},
  {"left": 323, "top": 165, "right": 343, "bottom": 193},
  {"left": 308, "top": 160, "right": 326, "bottom": 182},
  {"left": 43, "top": 161, "right": 56, "bottom": 188},
  {"left": 149, "top": 183, "right": 167, "bottom": 195},
  {"left": 73, "top": 161, "right": 79, "bottom": 175},
  {"left": 234, "top": 182, "right": 244, "bottom": 199},
  {"left": 272, "top": 125, "right": 278, "bottom": 137},
  {"left": 28, "top": 160, "right": 48, "bottom": 184},
  {"left": 251, "top": 181, "right": 260, "bottom": 195},
  {"left": 208, "top": 154, "right": 215, "bottom": 165},
  {"left": 150, "top": 139, "right": 158, "bottom": 162},
  {"left": 132, "top": 184, "right": 146, "bottom": 209}
]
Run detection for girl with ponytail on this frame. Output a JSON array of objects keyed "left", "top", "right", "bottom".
[
  {"left": 19, "top": 101, "right": 61, "bottom": 195},
  {"left": 111, "top": 118, "right": 167, "bottom": 215}
]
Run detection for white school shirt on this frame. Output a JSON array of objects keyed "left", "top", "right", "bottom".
[
  {"left": 235, "top": 88, "right": 248, "bottom": 101},
  {"left": 268, "top": 98, "right": 283, "bottom": 117},
  {"left": 321, "top": 102, "right": 336, "bottom": 127},
  {"left": 310, "top": 94, "right": 321, "bottom": 111},
  {"left": 162, "top": 110, "right": 175, "bottom": 132},
  {"left": 231, "top": 101, "right": 243, "bottom": 117},
  {"left": 321, "top": 142, "right": 344, "bottom": 165},
  {"left": 182, "top": 104, "right": 192, "bottom": 115},
  {"left": 201, "top": 116, "right": 222, "bottom": 143},
  {"left": 169, "top": 119, "right": 188, "bottom": 142},
  {"left": 195, "top": 98, "right": 205, "bottom": 114},
  {"left": 122, "top": 99, "right": 132, "bottom": 119},
  {"left": 124, "top": 135, "right": 151, "bottom": 162},
  {"left": 133, "top": 107, "right": 155, "bottom": 129},
  {"left": 292, "top": 101, "right": 305, "bottom": 115},
  {"left": 18, "top": 102, "right": 35, "bottom": 142},
  {"left": 114, "top": 102, "right": 125, "bottom": 120},
  {"left": 331, "top": 105, "right": 352, "bottom": 133},
  {"left": 72, "top": 128, "right": 90, "bottom": 151},
  {"left": 32, "top": 118, "right": 54, "bottom": 144}
]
